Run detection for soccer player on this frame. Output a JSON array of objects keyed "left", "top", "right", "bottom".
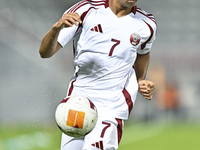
[{"left": 39, "top": 0, "right": 156, "bottom": 149}]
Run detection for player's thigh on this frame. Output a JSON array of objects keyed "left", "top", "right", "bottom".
[
  {"left": 60, "top": 133, "right": 84, "bottom": 150},
  {"left": 83, "top": 117, "right": 124, "bottom": 150}
]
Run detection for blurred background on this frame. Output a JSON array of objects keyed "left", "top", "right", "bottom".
[{"left": 0, "top": 0, "right": 200, "bottom": 150}]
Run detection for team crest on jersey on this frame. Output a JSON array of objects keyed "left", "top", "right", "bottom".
[{"left": 130, "top": 33, "right": 141, "bottom": 46}]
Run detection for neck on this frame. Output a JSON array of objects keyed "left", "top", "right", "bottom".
[{"left": 109, "top": 0, "right": 133, "bottom": 17}]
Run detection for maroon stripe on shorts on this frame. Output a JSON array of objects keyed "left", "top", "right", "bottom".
[
  {"left": 122, "top": 88, "right": 133, "bottom": 115},
  {"left": 67, "top": 73, "right": 78, "bottom": 96},
  {"left": 116, "top": 118, "right": 123, "bottom": 144}
]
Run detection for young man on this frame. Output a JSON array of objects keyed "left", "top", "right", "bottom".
[{"left": 39, "top": 0, "right": 156, "bottom": 149}]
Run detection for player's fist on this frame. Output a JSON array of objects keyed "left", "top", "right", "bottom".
[
  {"left": 53, "top": 12, "right": 82, "bottom": 31},
  {"left": 138, "top": 80, "right": 155, "bottom": 100}
]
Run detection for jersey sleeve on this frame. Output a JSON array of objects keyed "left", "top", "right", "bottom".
[
  {"left": 57, "top": 0, "right": 92, "bottom": 47},
  {"left": 137, "top": 12, "right": 157, "bottom": 55},
  {"left": 57, "top": 25, "right": 77, "bottom": 47}
]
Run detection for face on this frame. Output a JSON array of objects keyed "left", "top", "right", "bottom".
[{"left": 118, "top": 0, "right": 139, "bottom": 8}]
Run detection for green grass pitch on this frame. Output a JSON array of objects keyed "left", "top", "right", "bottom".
[
  {"left": 119, "top": 121, "right": 200, "bottom": 150},
  {"left": 0, "top": 121, "right": 200, "bottom": 150}
]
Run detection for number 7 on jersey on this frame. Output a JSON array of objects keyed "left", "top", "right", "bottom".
[{"left": 109, "top": 38, "right": 120, "bottom": 56}]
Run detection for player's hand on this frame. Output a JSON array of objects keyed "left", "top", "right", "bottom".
[
  {"left": 138, "top": 80, "right": 155, "bottom": 100},
  {"left": 53, "top": 12, "right": 82, "bottom": 31}
]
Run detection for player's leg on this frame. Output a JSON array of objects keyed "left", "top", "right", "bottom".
[
  {"left": 83, "top": 117, "right": 124, "bottom": 150},
  {"left": 60, "top": 133, "right": 84, "bottom": 150}
]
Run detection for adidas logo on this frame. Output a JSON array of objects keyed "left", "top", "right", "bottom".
[
  {"left": 91, "top": 140, "right": 104, "bottom": 150},
  {"left": 91, "top": 24, "right": 103, "bottom": 33}
]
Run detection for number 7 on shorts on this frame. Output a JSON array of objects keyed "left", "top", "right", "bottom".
[{"left": 100, "top": 121, "right": 111, "bottom": 138}]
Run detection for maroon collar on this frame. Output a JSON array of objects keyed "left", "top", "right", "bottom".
[
  {"left": 105, "top": 0, "right": 109, "bottom": 8},
  {"left": 132, "top": 5, "right": 137, "bottom": 15}
]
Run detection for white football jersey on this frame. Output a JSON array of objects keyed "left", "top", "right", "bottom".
[{"left": 58, "top": 0, "right": 157, "bottom": 120}]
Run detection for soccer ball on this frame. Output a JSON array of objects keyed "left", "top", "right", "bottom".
[{"left": 55, "top": 95, "right": 98, "bottom": 137}]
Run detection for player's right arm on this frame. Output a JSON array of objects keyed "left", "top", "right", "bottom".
[{"left": 39, "top": 13, "right": 82, "bottom": 58}]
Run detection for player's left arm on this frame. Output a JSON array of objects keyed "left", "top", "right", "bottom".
[{"left": 134, "top": 52, "right": 155, "bottom": 100}]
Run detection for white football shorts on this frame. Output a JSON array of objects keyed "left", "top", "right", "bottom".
[{"left": 60, "top": 116, "right": 124, "bottom": 150}]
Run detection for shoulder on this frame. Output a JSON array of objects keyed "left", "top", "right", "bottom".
[
  {"left": 135, "top": 6, "right": 157, "bottom": 28},
  {"left": 134, "top": 6, "right": 157, "bottom": 53},
  {"left": 65, "top": 0, "right": 106, "bottom": 14}
]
